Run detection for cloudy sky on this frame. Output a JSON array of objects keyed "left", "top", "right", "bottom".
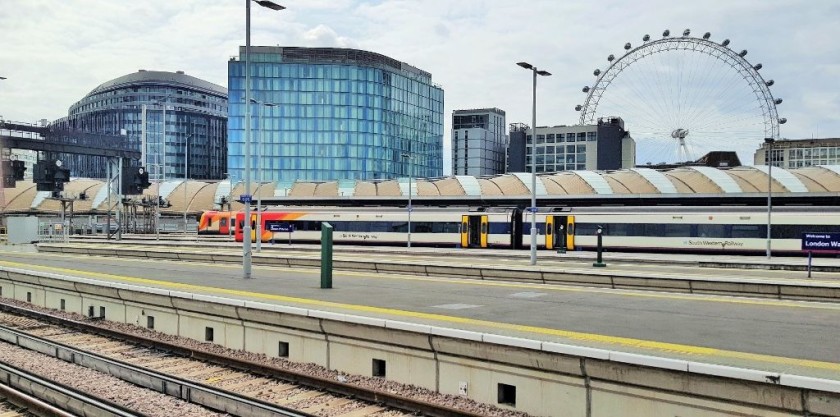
[{"left": 1, "top": 0, "right": 838, "bottom": 173}]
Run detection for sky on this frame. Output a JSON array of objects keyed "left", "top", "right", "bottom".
[{"left": 1, "top": 0, "right": 838, "bottom": 174}]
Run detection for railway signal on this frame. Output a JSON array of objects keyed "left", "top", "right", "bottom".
[{"left": 121, "top": 166, "right": 151, "bottom": 195}]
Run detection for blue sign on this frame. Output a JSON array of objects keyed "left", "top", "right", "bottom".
[
  {"left": 268, "top": 223, "right": 294, "bottom": 233},
  {"left": 801, "top": 232, "right": 840, "bottom": 251},
  {"left": 240, "top": 194, "right": 251, "bottom": 203}
]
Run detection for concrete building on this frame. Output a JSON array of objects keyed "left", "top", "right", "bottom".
[
  {"left": 508, "top": 117, "right": 635, "bottom": 173},
  {"left": 451, "top": 108, "right": 507, "bottom": 176},
  {"left": 54, "top": 70, "right": 228, "bottom": 180},
  {"left": 754, "top": 137, "right": 840, "bottom": 168},
  {"left": 227, "top": 46, "right": 444, "bottom": 183}
]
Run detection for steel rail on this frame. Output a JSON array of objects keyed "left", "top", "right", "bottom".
[
  {"left": 0, "top": 302, "right": 485, "bottom": 417},
  {"left": 0, "top": 360, "right": 143, "bottom": 417},
  {"left": 0, "top": 317, "right": 314, "bottom": 417}
]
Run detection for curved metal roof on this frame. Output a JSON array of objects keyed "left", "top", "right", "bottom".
[
  {"left": 687, "top": 166, "right": 743, "bottom": 193},
  {"left": 86, "top": 70, "right": 227, "bottom": 97},
  {"left": 3, "top": 165, "right": 840, "bottom": 215},
  {"left": 630, "top": 168, "right": 679, "bottom": 193},
  {"left": 751, "top": 166, "right": 808, "bottom": 192},
  {"left": 573, "top": 170, "right": 614, "bottom": 194}
]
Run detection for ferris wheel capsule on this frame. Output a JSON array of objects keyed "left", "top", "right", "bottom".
[
  {"left": 582, "top": 86, "right": 590, "bottom": 93},
  {"left": 593, "top": 69, "right": 601, "bottom": 76},
  {"left": 753, "top": 63, "right": 762, "bottom": 70},
  {"left": 683, "top": 29, "right": 691, "bottom": 37},
  {"left": 766, "top": 79, "right": 774, "bottom": 86},
  {"left": 721, "top": 39, "right": 730, "bottom": 47},
  {"left": 643, "top": 34, "right": 650, "bottom": 42},
  {"left": 703, "top": 32, "right": 711, "bottom": 40},
  {"left": 779, "top": 118, "right": 787, "bottom": 124},
  {"left": 775, "top": 98, "right": 783, "bottom": 105},
  {"left": 607, "top": 54, "right": 615, "bottom": 62},
  {"left": 575, "top": 105, "right": 582, "bottom": 111},
  {"left": 624, "top": 42, "right": 632, "bottom": 50},
  {"left": 663, "top": 29, "right": 670, "bottom": 37},
  {"left": 739, "top": 50, "right": 748, "bottom": 57}
]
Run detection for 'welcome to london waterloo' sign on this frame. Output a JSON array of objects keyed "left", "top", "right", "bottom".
[{"left": 801, "top": 233, "right": 840, "bottom": 251}]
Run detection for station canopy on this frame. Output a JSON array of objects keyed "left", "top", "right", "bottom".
[{"left": 2, "top": 165, "right": 839, "bottom": 215}]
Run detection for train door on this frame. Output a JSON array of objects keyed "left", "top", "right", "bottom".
[
  {"left": 550, "top": 215, "right": 575, "bottom": 251},
  {"left": 511, "top": 208, "right": 523, "bottom": 249},
  {"left": 545, "top": 216, "right": 555, "bottom": 250},
  {"left": 460, "top": 215, "right": 486, "bottom": 248}
]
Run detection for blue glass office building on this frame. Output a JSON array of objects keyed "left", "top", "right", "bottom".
[
  {"left": 57, "top": 70, "right": 228, "bottom": 180},
  {"left": 227, "top": 47, "right": 444, "bottom": 182}
]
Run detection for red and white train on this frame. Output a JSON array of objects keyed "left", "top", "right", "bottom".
[{"left": 197, "top": 206, "right": 840, "bottom": 255}]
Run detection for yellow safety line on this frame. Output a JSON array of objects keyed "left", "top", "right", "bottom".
[
  {"left": 6, "top": 252, "right": 840, "bottom": 311},
  {"left": 1, "top": 259, "right": 839, "bottom": 372}
]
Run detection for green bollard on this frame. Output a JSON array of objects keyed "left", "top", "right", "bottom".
[
  {"left": 593, "top": 225, "right": 606, "bottom": 267},
  {"left": 321, "top": 222, "right": 333, "bottom": 288}
]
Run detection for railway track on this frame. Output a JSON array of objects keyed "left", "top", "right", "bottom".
[
  {"left": 0, "top": 302, "right": 507, "bottom": 417},
  {"left": 0, "top": 356, "right": 142, "bottom": 417}
]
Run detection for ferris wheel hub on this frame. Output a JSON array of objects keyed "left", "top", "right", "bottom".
[{"left": 671, "top": 129, "right": 689, "bottom": 139}]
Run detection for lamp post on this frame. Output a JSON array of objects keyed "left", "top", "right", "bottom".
[
  {"left": 250, "top": 99, "right": 278, "bottom": 253},
  {"left": 517, "top": 61, "right": 551, "bottom": 266},
  {"left": 765, "top": 137, "right": 775, "bottom": 259},
  {"left": 401, "top": 152, "right": 413, "bottom": 248},
  {"left": 243, "top": 0, "right": 285, "bottom": 278},
  {"left": 183, "top": 133, "right": 193, "bottom": 233},
  {"left": 150, "top": 96, "right": 170, "bottom": 240}
]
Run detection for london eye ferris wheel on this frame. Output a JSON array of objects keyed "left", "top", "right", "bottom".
[{"left": 575, "top": 29, "right": 786, "bottom": 165}]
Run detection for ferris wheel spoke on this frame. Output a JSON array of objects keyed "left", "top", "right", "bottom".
[{"left": 580, "top": 33, "right": 780, "bottom": 164}]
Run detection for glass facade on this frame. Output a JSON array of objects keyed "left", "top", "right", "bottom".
[
  {"left": 227, "top": 47, "right": 444, "bottom": 182},
  {"left": 56, "top": 70, "right": 228, "bottom": 180}
]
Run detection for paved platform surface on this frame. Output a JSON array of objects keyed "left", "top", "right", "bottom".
[
  {"left": 68, "top": 235, "right": 840, "bottom": 272},
  {"left": 1, "top": 244, "right": 839, "bottom": 382}
]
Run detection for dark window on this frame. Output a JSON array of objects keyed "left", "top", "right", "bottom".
[
  {"left": 26, "top": 292, "right": 31, "bottom": 302},
  {"left": 205, "top": 327, "right": 214, "bottom": 342},
  {"left": 498, "top": 383, "right": 517, "bottom": 406},
  {"left": 278, "top": 341, "right": 289, "bottom": 358},
  {"left": 60, "top": 299, "right": 66, "bottom": 311},
  {"left": 372, "top": 359, "right": 386, "bottom": 377},
  {"left": 489, "top": 222, "right": 512, "bottom": 234},
  {"left": 99, "top": 306, "right": 105, "bottom": 318},
  {"left": 147, "top": 316, "right": 155, "bottom": 330},
  {"left": 88, "top": 306, "right": 95, "bottom": 318}
]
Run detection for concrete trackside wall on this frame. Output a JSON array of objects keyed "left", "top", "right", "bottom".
[{"left": 0, "top": 267, "right": 839, "bottom": 417}]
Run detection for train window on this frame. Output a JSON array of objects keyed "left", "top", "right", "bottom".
[
  {"left": 731, "top": 224, "right": 764, "bottom": 238},
  {"left": 772, "top": 224, "right": 834, "bottom": 239},
  {"left": 488, "top": 223, "right": 511, "bottom": 234},
  {"left": 697, "top": 224, "right": 727, "bottom": 238},
  {"left": 663, "top": 224, "right": 692, "bottom": 237},
  {"left": 220, "top": 218, "right": 227, "bottom": 227}
]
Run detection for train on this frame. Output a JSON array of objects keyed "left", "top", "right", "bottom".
[{"left": 197, "top": 206, "right": 840, "bottom": 255}]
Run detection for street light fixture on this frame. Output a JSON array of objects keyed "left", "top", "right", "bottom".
[
  {"left": 243, "top": 0, "right": 285, "bottom": 278},
  {"left": 517, "top": 61, "right": 551, "bottom": 266},
  {"left": 765, "top": 137, "right": 775, "bottom": 259},
  {"left": 250, "top": 98, "right": 278, "bottom": 253}
]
